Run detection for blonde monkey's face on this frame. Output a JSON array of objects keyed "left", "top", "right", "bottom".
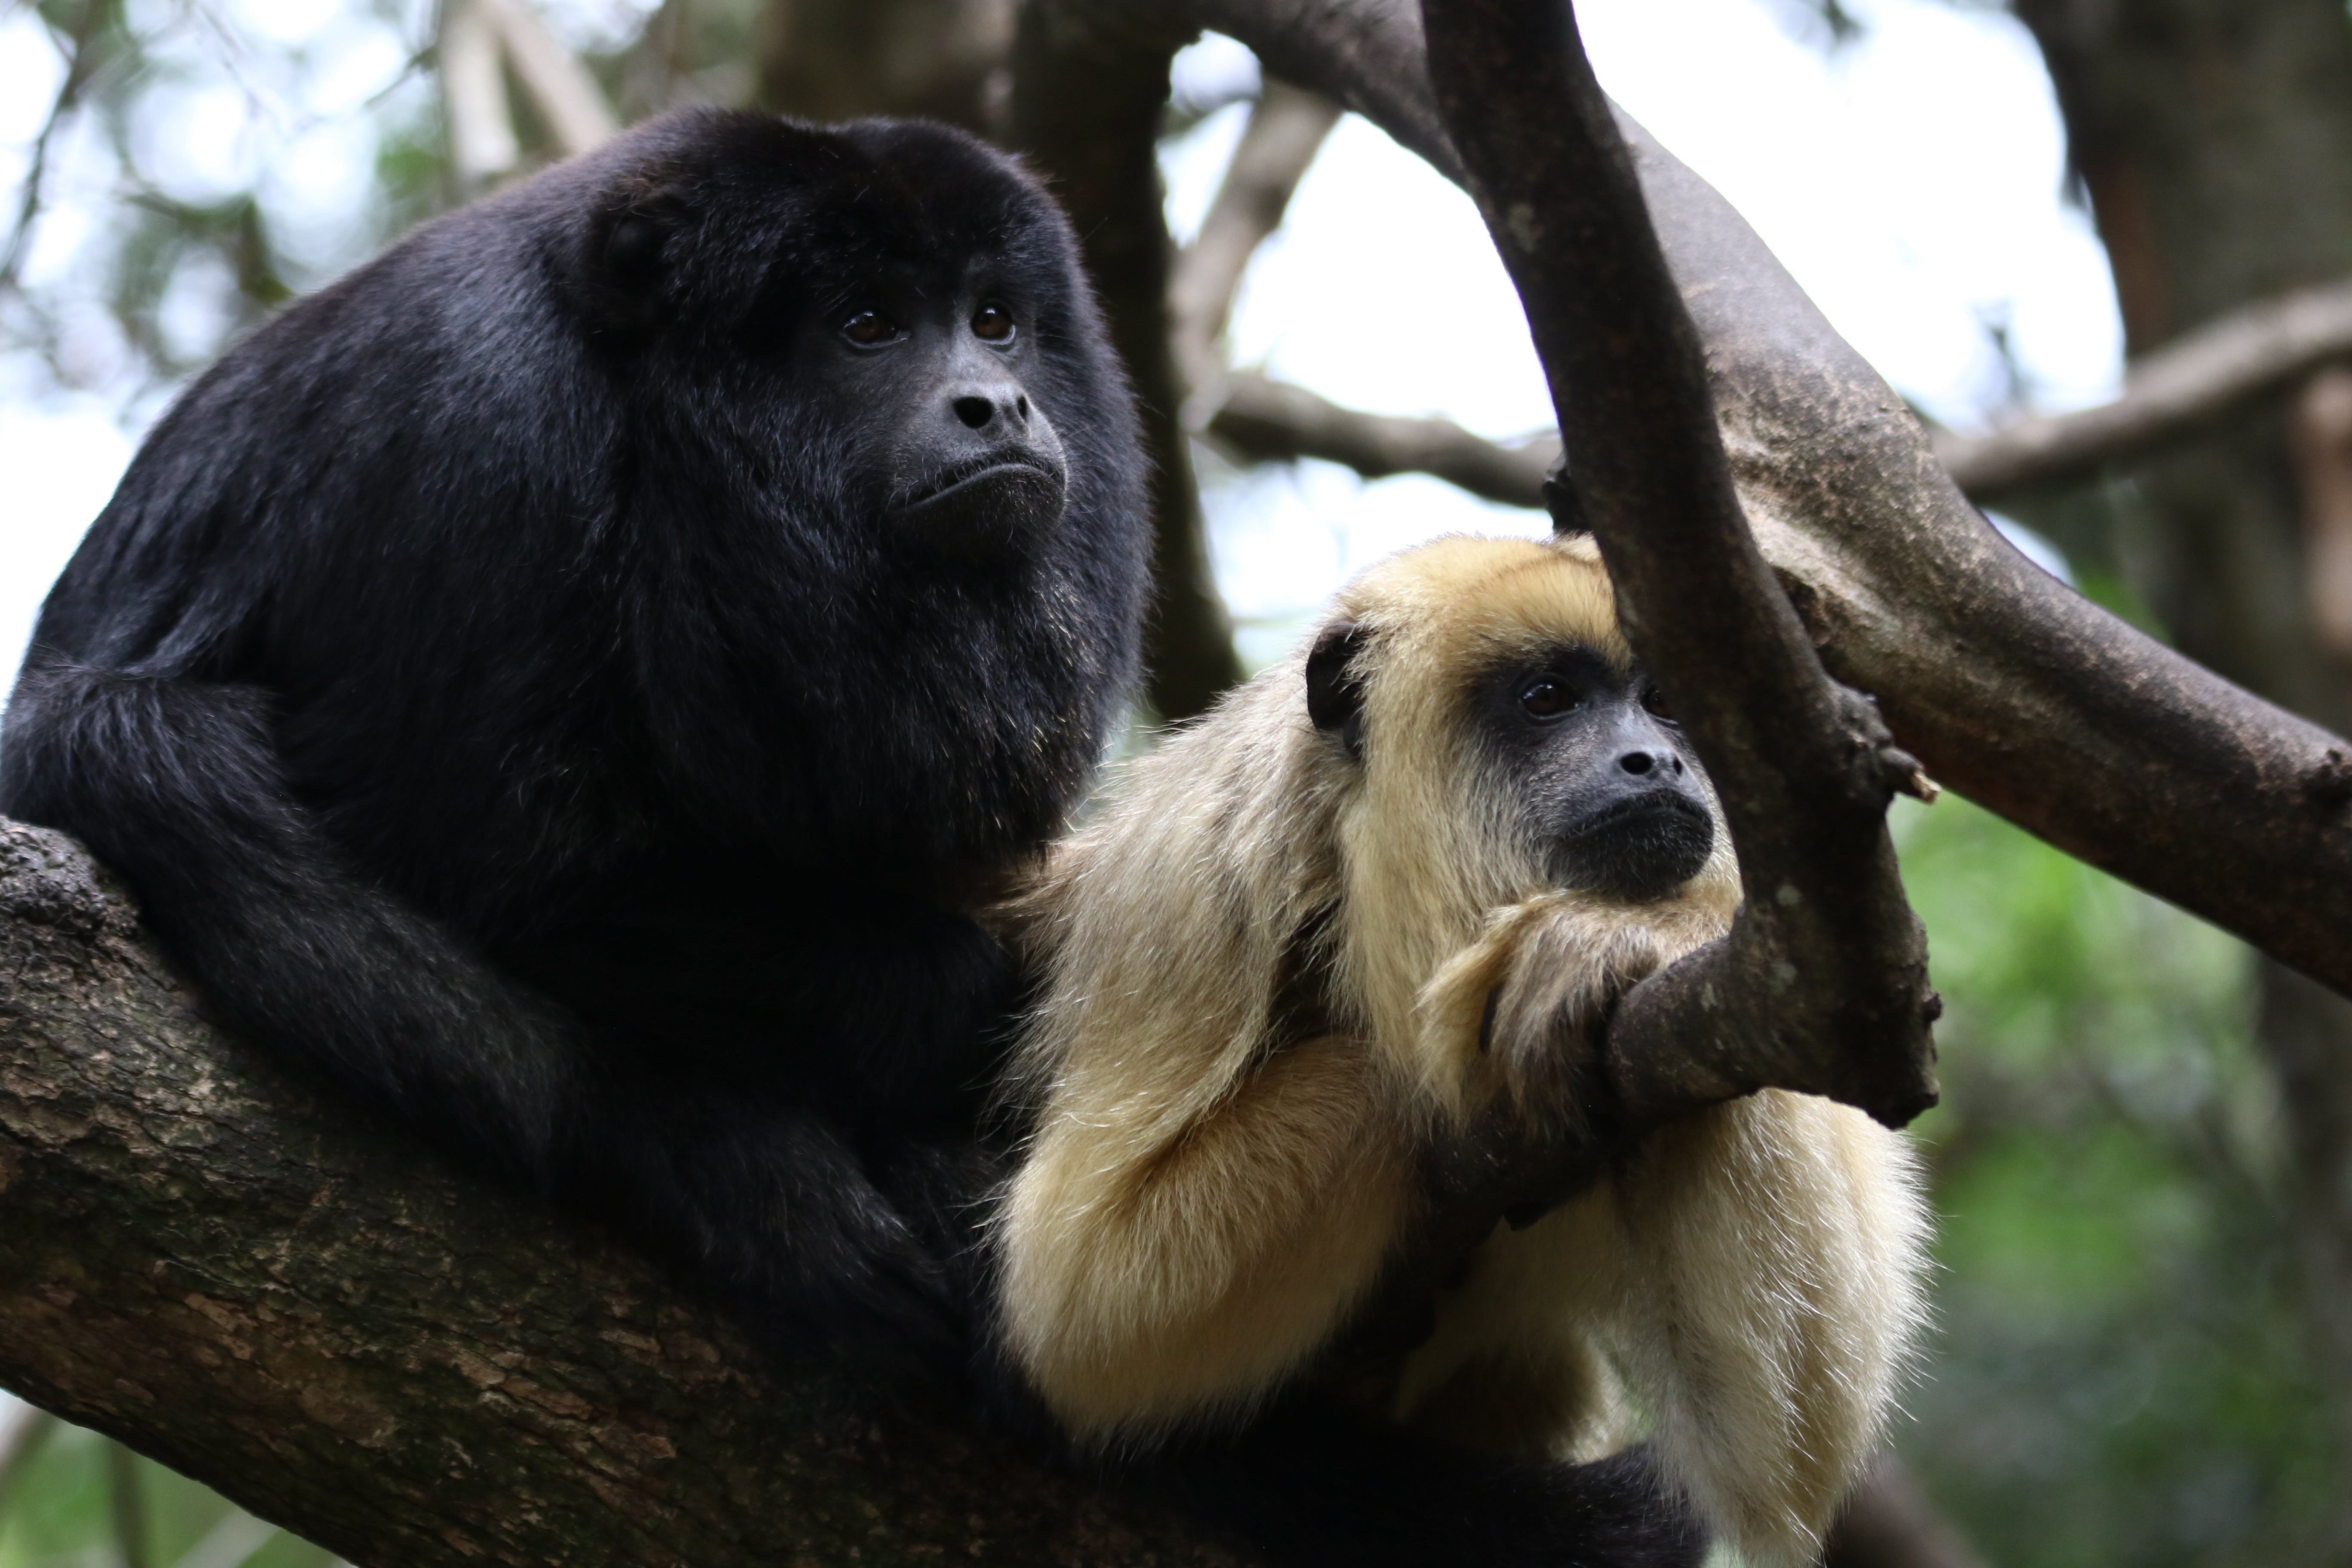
[
  {"left": 1305, "top": 565, "right": 1718, "bottom": 905},
  {"left": 1465, "top": 643, "right": 1714, "bottom": 901}
]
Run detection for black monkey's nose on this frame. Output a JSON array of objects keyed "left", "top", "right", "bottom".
[
  {"left": 950, "top": 386, "right": 1030, "bottom": 431},
  {"left": 1618, "top": 748, "right": 1681, "bottom": 777}
]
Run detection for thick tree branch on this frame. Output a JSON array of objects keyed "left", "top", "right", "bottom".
[
  {"left": 441, "top": 0, "right": 521, "bottom": 186},
  {"left": 1419, "top": 0, "right": 1937, "bottom": 1129},
  {"left": 477, "top": 0, "right": 619, "bottom": 157},
  {"left": 0, "top": 820, "right": 1236, "bottom": 1568},
  {"left": 1075, "top": 0, "right": 2352, "bottom": 1000}
]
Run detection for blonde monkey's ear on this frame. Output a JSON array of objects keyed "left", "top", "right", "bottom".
[{"left": 1305, "top": 620, "right": 1372, "bottom": 760}]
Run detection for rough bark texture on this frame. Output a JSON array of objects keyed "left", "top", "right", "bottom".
[
  {"left": 1063, "top": 0, "right": 2352, "bottom": 1002},
  {"left": 2011, "top": 0, "right": 2352, "bottom": 1537},
  {"left": 1009, "top": 8, "right": 1242, "bottom": 723},
  {"left": 0, "top": 818, "right": 1240, "bottom": 1568}
]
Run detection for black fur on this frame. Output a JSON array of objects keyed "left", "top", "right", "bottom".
[
  {"left": 1142, "top": 1397, "right": 1706, "bottom": 1568},
  {"left": 0, "top": 107, "right": 1149, "bottom": 1363}
]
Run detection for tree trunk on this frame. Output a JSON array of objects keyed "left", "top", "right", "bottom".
[
  {"left": 1010, "top": 7, "right": 1245, "bottom": 724},
  {"left": 0, "top": 818, "right": 1239, "bottom": 1568},
  {"left": 2012, "top": 0, "right": 2352, "bottom": 1536}
]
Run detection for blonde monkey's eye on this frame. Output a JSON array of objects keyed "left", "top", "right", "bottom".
[
  {"left": 972, "top": 303, "right": 1015, "bottom": 342},
  {"left": 842, "top": 309, "right": 898, "bottom": 345},
  {"left": 1519, "top": 678, "right": 1572, "bottom": 718}
]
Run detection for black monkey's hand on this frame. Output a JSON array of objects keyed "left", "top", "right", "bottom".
[{"left": 569, "top": 1085, "right": 965, "bottom": 1374}]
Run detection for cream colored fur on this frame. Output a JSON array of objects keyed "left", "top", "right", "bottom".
[{"left": 993, "top": 535, "right": 1929, "bottom": 1565}]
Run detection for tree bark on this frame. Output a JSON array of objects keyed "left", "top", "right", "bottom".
[
  {"left": 0, "top": 818, "right": 1239, "bottom": 1568},
  {"left": 2010, "top": 0, "right": 2352, "bottom": 1540}
]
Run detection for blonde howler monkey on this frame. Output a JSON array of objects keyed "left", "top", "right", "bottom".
[{"left": 989, "top": 533, "right": 1929, "bottom": 1566}]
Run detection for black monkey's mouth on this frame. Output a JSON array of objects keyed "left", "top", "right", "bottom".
[
  {"left": 891, "top": 456, "right": 1069, "bottom": 558},
  {"left": 895, "top": 456, "right": 1063, "bottom": 513},
  {"left": 1552, "top": 792, "right": 1715, "bottom": 902}
]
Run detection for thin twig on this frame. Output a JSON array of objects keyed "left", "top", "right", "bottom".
[
  {"left": 0, "top": 1398, "right": 58, "bottom": 1517},
  {"left": 107, "top": 1439, "right": 151, "bottom": 1568},
  {"left": 0, "top": 0, "right": 115, "bottom": 290},
  {"left": 1939, "top": 277, "right": 2352, "bottom": 497},
  {"left": 1206, "top": 370, "right": 1550, "bottom": 505}
]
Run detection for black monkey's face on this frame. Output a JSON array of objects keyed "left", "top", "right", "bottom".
[
  {"left": 1479, "top": 646, "right": 1717, "bottom": 902},
  {"left": 578, "top": 113, "right": 1124, "bottom": 583},
  {"left": 801, "top": 271, "right": 1070, "bottom": 560}
]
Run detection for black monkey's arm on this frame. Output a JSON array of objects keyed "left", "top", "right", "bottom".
[
  {"left": 1, "top": 658, "right": 579, "bottom": 1182},
  {"left": 0, "top": 657, "right": 959, "bottom": 1358}
]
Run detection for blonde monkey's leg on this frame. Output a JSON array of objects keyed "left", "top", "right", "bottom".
[
  {"left": 1605, "top": 1091, "right": 1931, "bottom": 1566},
  {"left": 1389, "top": 1187, "right": 1640, "bottom": 1463},
  {"left": 998, "top": 1034, "right": 1414, "bottom": 1441}
]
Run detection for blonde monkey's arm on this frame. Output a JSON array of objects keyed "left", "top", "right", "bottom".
[
  {"left": 1607, "top": 1094, "right": 1930, "bottom": 1567},
  {"left": 1437, "top": 893, "right": 1931, "bottom": 1562},
  {"left": 997, "top": 1032, "right": 1412, "bottom": 1442}
]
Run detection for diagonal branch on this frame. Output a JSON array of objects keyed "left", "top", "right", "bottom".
[
  {"left": 0, "top": 821, "right": 1236, "bottom": 1568},
  {"left": 1074, "top": 0, "right": 2352, "bottom": 1001},
  {"left": 479, "top": 0, "right": 618, "bottom": 156},
  {"left": 1419, "top": 0, "right": 1937, "bottom": 1128},
  {"left": 1168, "top": 79, "right": 1341, "bottom": 389}
]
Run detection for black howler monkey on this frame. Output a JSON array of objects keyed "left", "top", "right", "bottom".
[{"left": 0, "top": 107, "right": 1152, "bottom": 1361}]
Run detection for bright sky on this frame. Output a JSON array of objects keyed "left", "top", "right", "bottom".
[{"left": 0, "top": 0, "right": 2119, "bottom": 686}]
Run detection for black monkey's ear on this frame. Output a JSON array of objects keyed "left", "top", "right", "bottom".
[
  {"left": 1305, "top": 619, "right": 1370, "bottom": 760},
  {"left": 1542, "top": 453, "right": 1590, "bottom": 537},
  {"left": 581, "top": 194, "right": 689, "bottom": 337}
]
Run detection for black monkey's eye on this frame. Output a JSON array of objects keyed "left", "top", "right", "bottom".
[
  {"left": 1642, "top": 684, "right": 1676, "bottom": 722},
  {"left": 842, "top": 309, "right": 900, "bottom": 346},
  {"left": 1519, "top": 678, "right": 1574, "bottom": 719},
  {"left": 972, "top": 303, "right": 1016, "bottom": 342}
]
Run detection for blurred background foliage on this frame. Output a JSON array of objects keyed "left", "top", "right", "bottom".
[{"left": 1, "top": 0, "right": 2345, "bottom": 1563}]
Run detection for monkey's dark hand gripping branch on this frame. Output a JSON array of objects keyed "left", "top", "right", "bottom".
[{"left": 1421, "top": 0, "right": 1942, "bottom": 1138}]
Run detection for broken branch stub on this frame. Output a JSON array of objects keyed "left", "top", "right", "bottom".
[{"left": 1418, "top": 0, "right": 1939, "bottom": 1130}]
